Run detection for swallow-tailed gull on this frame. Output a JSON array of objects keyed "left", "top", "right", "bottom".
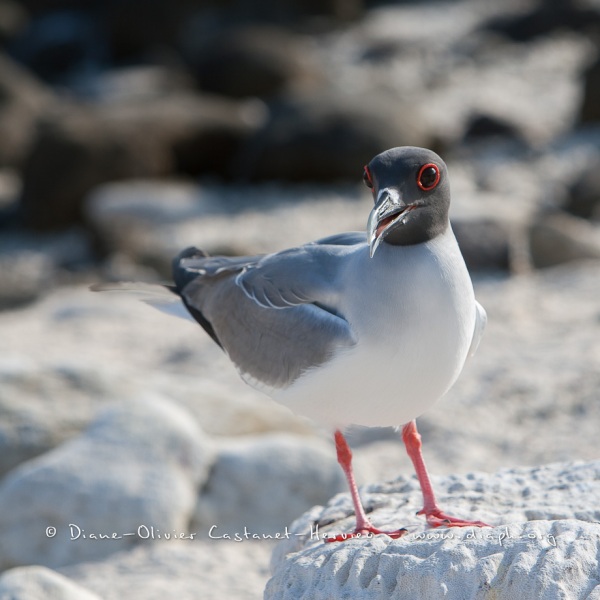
[{"left": 111, "top": 146, "right": 490, "bottom": 540}]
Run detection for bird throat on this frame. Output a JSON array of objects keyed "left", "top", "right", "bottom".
[{"left": 383, "top": 214, "right": 449, "bottom": 247}]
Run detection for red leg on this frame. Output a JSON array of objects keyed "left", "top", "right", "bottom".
[
  {"left": 401, "top": 420, "right": 490, "bottom": 528},
  {"left": 326, "top": 430, "right": 407, "bottom": 542}
]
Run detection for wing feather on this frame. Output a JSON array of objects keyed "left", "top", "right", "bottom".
[
  {"left": 173, "top": 242, "right": 360, "bottom": 391},
  {"left": 467, "top": 301, "right": 487, "bottom": 358},
  {"left": 181, "top": 275, "right": 355, "bottom": 390}
]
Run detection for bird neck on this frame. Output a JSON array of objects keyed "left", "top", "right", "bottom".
[{"left": 383, "top": 217, "right": 449, "bottom": 247}]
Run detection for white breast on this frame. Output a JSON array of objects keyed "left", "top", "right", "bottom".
[{"left": 274, "top": 228, "right": 476, "bottom": 428}]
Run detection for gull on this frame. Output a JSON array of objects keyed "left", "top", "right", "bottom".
[{"left": 109, "top": 146, "right": 490, "bottom": 540}]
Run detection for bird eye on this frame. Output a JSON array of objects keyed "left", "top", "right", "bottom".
[
  {"left": 417, "top": 163, "right": 440, "bottom": 191},
  {"left": 363, "top": 166, "right": 374, "bottom": 189}
]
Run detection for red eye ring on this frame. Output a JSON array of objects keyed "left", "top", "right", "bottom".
[
  {"left": 363, "top": 165, "right": 374, "bottom": 189},
  {"left": 417, "top": 163, "right": 440, "bottom": 191}
]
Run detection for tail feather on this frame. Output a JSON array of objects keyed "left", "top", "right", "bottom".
[
  {"left": 90, "top": 281, "right": 193, "bottom": 322},
  {"left": 90, "top": 281, "right": 176, "bottom": 296}
]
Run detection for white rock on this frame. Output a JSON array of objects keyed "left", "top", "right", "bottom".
[
  {"left": 60, "top": 539, "right": 273, "bottom": 600},
  {"left": 266, "top": 460, "right": 600, "bottom": 599},
  {"left": 194, "top": 433, "right": 346, "bottom": 536},
  {"left": 529, "top": 212, "right": 600, "bottom": 268},
  {"left": 268, "top": 519, "right": 600, "bottom": 599},
  {"left": 0, "top": 249, "right": 53, "bottom": 309},
  {"left": 0, "top": 357, "right": 130, "bottom": 477},
  {"left": 0, "top": 566, "right": 101, "bottom": 600},
  {"left": 0, "top": 396, "right": 214, "bottom": 569},
  {"left": 85, "top": 179, "right": 371, "bottom": 266}
]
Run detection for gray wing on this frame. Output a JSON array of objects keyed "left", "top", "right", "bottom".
[
  {"left": 174, "top": 243, "right": 358, "bottom": 393},
  {"left": 235, "top": 232, "right": 365, "bottom": 309},
  {"left": 235, "top": 249, "right": 340, "bottom": 309},
  {"left": 311, "top": 231, "right": 366, "bottom": 246},
  {"left": 467, "top": 301, "right": 487, "bottom": 358}
]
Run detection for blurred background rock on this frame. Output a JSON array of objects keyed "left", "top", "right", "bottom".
[
  {"left": 1, "top": 0, "right": 600, "bottom": 598},
  {"left": 1, "top": 0, "right": 600, "bottom": 292}
]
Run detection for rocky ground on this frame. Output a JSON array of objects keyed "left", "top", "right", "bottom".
[
  {"left": 0, "top": 226, "right": 599, "bottom": 598},
  {"left": 1, "top": 0, "right": 600, "bottom": 598},
  {"left": 266, "top": 461, "right": 600, "bottom": 599}
]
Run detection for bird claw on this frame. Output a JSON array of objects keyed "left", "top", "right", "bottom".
[
  {"left": 325, "top": 525, "right": 408, "bottom": 543},
  {"left": 418, "top": 507, "right": 490, "bottom": 528}
]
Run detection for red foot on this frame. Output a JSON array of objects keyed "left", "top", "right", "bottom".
[
  {"left": 419, "top": 507, "right": 490, "bottom": 528},
  {"left": 326, "top": 525, "right": 407, "bottom": 543}
]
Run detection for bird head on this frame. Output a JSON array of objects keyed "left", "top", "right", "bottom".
[{"left": 365, "top": 147, "right": 451, "bottom": 258}]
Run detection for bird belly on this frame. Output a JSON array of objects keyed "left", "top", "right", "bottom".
[{"left": 274, "top": 309, "right": 471, "bottom": 428}]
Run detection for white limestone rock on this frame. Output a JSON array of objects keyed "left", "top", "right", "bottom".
[
  {"left": 0, "top": 565, "right": 101, "bottom": 600},
  {"left": 266, "top": 460, "right": 600, "bottom": 599},
  {"left": 529, "top": 212, "right": 600, "bottom": 269},
  {"left": 194, "top": 433, "right": 346, "bottom": 536},
  {"left": 0, "top": 396, "right": 214, "bottom": 570},
  {"left": 0, "top": 357, "right": 129, "bottom": 477},
  {"left": 60, "top": 539, "right": 274, "bottom": 600},
  {"left": 85, "top": 179, "right": 371, "bottom": 268}
]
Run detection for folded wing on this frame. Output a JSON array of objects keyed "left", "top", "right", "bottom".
[{"left": 173, "top": 242, "right": 360, "bottom": 393}]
